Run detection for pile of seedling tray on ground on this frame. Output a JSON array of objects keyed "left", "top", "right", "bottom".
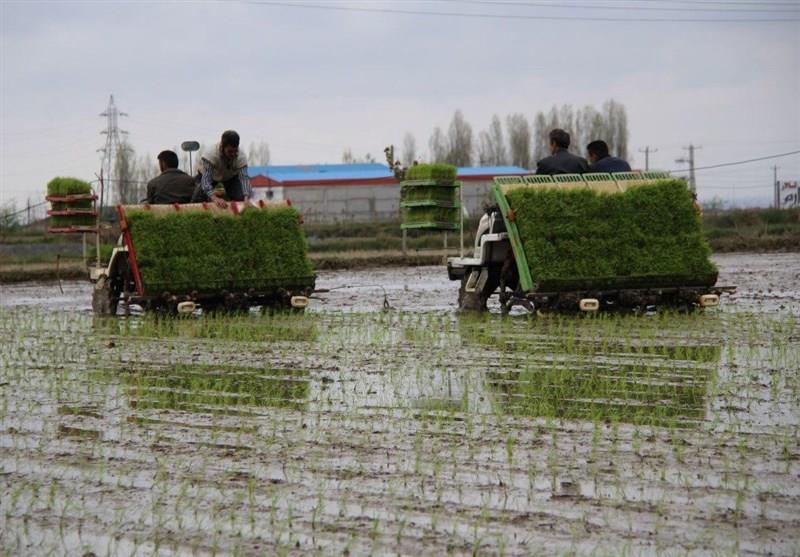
[{"left": 400, "top": 164, "right": 461, "bottom": 231}]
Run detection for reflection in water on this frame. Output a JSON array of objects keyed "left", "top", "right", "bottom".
[
  {"left": 121, "top": 364, "right": 309, "bottom": 413},
  {"left": 458, "top": 314, "right": 722, "bottom": 427},
  {"left": 93, "top": 313, "right": 318, "bottom": 343}
]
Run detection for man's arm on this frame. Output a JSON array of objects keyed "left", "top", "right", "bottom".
[
  {"left": 199, "top": 162, "right": 215, "bottom": 199},
  {"left": 239, "top": 167, "right": 252, "bottom": 201}
]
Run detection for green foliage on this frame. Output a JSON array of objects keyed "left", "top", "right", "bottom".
[
  {"left": 402, "top": 206, "right": 460, "bottom": 226},
  {"left": 50, "top": 214, "right": 95, "bottom": 228},
  {"left": 46, "top": 177, "right": 92, "bottom": 197},
  {"left": 126, "top": 206, "right": 315, "bottom": 294},
  {"left": 400, "top": 185, "right": 458, "bottom": 205},
  {"left": 505, "top": 179, "right": 717, "bottom": 291},
  {"left": 404, "top": 163, "right": 457, "bottom": 183}
]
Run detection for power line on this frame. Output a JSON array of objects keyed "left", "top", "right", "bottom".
[
  {"left": 669, "top": 149, "right": 800, "bottom": 173},
  {"left": 444, "top": 0, "right": 800, "bottom": 14},
  {"left": 245, "top": 0, "right": 799, "bottom": 22}
]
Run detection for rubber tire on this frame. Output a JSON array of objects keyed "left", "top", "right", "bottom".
[
  {"left": 458, "top": 267, "right": 501, "bottom": 312},
  {"left": 92, "top": 274, "right": 118, "bottom": 316}
]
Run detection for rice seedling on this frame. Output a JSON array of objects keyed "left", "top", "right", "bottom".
[{"left": 0, "top": 268, "right": 798, "bottom": 555}]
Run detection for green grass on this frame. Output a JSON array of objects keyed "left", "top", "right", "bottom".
[
  {"left": 400, "top": 185, "right": 459, "bottom": 205},
  {"left": 126, "top": 206, "right": 314, "bottom": 295},
  {"left": 404, "top": 163, "right": 458, "bottom": 183},
  {"left": 401, "top": 206, "right": 460, "bottom": 226},
  {"left": 506, "top": 179, "right": 718, "bottom": 291},
  {"left": 46, "top": 177, "right": 92, "bottom": 197}
]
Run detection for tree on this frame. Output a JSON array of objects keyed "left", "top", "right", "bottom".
[
  {"left": 532, "top": 112, "right": 548, "bottom": 163},
  {"left": 477, "top": 131, "right": 494, "bottom": 166},
  {"left": 506, "top": 113, "right": 531, "bottom": 169},
  {"left": 532, "top": 99, "right": 629, "bottom": 161},
  {"left": 445, "top": 109, "right": 473, "bottom": 167},
  {"left": 602, "top": 99, "right": 629, "bottom": 161},
  {"left": 247, "top": 141, "right": 271, "bottom": 166},
  {"left": 0, "top": 202, "right": 20, "bottom": 235},
  {"left": 114, "top": 142, "right": 142, "bottom": 204},
  {"left": 428, "top": 127, "right": 447, "bottom": 163},
  {"left": 342, "top": 148, "right": 376, "bottom": 163},
  {"left": 477, "top": 115, "right": 507, "bottom": 166},
  {"left": 401, "top": 132, "right": 417, "bottom": 166}
]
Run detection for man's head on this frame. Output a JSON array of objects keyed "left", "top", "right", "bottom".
[
  {"left": 220, "top": 130, "right": 240, "bottom": 160},
  {"left": 548, "top": 129, "right": 570, "bottom": 154},
  {"left": 586, "top": 140, "right": 610, "bottom": 164},
  {"left": 157, "top": 150, "right": 179, "bottom": 173}
]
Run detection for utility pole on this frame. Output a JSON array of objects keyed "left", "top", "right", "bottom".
[
  {"left": 773, "top": 165, "right": 780, "bottom": 209},
  {"left": 97, "top": 94, "right": 129, "bottom": 204},
  {"left": 675, "top": 144, "right": 701, "bottom": 193},
  {"left": 638, "top": 146, "right": 658, "bottom": 171}
]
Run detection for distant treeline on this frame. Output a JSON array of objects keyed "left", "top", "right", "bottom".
[{"left": 345, "top": 99, "right": 629, "bottom": 170}]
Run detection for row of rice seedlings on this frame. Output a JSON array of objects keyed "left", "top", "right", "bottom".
[{"left": 1, "top": 305, "right": 797, "bottom": 555}]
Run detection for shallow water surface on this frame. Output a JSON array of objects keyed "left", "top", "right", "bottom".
[{"left": 1, "top": 253, "right": 798, "bottom": 555}]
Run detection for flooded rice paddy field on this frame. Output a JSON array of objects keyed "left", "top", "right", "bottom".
[{"left": 1, "top": 252, "right": 799, "bottom": 556}]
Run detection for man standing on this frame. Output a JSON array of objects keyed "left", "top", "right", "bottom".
[
  {"left": 535, "top": 129, "right": 590, "bottom": 175},
  {"left": 146, "top": 150, "right": 196, "bottom": 204},
  {"left": 586, "top": 140, "right": 632, "bottom": 173},
  {"left": 193, "top": 130, "right": 252, "bottom": 208}
]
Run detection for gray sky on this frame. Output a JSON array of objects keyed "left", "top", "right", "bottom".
[{"left": 1, "top": 0, "right": 799, "bottom": 208}]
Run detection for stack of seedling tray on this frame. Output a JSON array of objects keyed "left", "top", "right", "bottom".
[
  {"left": 121, "top": 202, "right": 315, "bottom": 297},
  {"left": 46, "top": 177, "right": 98, "bottom": 233},
  {"left": 503, "top": 179, "right": 718, "bottom": 292},
  {"left": 400, "top": 164, "right": 461, "bottom": 231}
]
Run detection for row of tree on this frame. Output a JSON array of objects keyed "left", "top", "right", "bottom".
[{"left": 353, "top": 99, "right": 628, "bottom": 170}]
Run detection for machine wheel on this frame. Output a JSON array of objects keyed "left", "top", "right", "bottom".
[
  {"left": 458, "top": 266, "right": 501, "bottom": 312},
  {"left": 92, "top": 274, "right": 119, "bottom": 316}
]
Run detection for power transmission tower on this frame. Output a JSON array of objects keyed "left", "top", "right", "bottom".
[
  {"left": 638, "top": 146, "right": 658, "bottom": 171},
  {"left": 675, "top": 144, "right": 701, "bottom": 193},
  {"left": 97, "top": 94, "right": 129, "bottom": 203}
]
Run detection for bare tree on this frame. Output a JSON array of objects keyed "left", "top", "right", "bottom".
[
  {"left": 506, "top": 113, "right": 531, "bottom": 169},
  {"left": 428, "top": 126, "right": 447, "bottom": 163},
  {"left": 342, "top": 148, "right": 376, "bottom": 163},
  {"left": 485, "top": 115, "right": 507, "bottom": 165},
  {"left": 603, "top": 99, "right": 629, "bottom": 161},
  {"left": 137, "top": 152, "right": 158, "bottom": 187},
  {"left": 401, "top": 132, "right": 417, "bottom": 166},
  {"left": 445, "top": 110, "right": 473, "bottom": 167},
  {"left": 477, "top": 130, "right": 493, "bottom": 166},
  {"left": 247, "top": 141, "right": 271, "bottom": 166},
  {"left": 532, "top": 112, "right": 549, "bottom": 163},
  {"left": 533, "top": 99, "right": 629, "bottom": 161},
  {"left": 114, "top": 142, "right": 142, "bottom": 204}
]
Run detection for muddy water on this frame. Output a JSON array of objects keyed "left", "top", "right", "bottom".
[
  {"left": 1, "top": 252, "right": 799, "bottom": 556},
  {"left": 3, "top": 252, "right": 799, "bottom": 314}
]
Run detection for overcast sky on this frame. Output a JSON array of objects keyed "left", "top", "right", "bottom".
[{"left": 1, "top": 0, "right": 798, "bottom": 208}]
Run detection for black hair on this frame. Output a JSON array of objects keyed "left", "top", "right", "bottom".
[
  {"left": 586, "top": 140, "right": 610, "bottom": 158},
  {"left": 221, "top": 130, "right": 240, "bottom": 148},
  {"left": 157, "top": 150, "right": 179, "bottom": 169},
  {"left": 549, "top": 129, "right": 570, "bottom": 149}
]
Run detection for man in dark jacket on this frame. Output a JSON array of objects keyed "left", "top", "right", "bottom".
[
  {"left": 535, "top": 129, "right": 590, "bottom": 175},
  {"left": 146, "top": 150, "right": 196, "bottom": 204},
  {"left": 586, "top": 140, "right": 631, "bottom": 173}
]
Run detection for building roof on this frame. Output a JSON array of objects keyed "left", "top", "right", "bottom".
[{"left": 250, "top": 163, "right": 530, "bottom": 187}]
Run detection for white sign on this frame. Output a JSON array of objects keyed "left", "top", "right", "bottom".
[{"left": 781, "top": 181, "right": 799, "bottom": 208}]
